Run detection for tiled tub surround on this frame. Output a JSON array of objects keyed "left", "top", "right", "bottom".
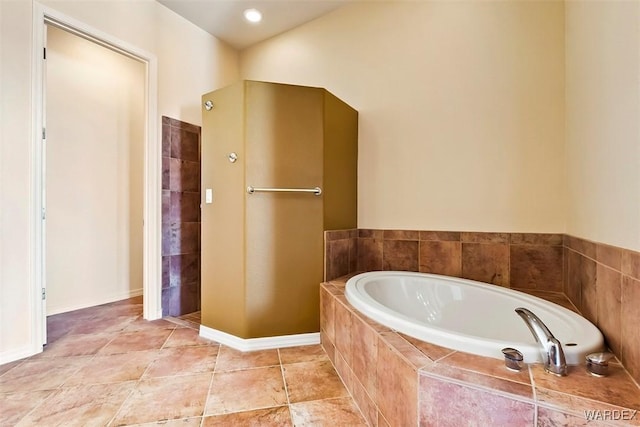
[
  {"left": 324, "top": 229, "right": 640, "bottom": 386},
  {"left": 161, "top": 116, "right": 202, "bottom": 316},
  {"left": 326, "top": 229, "right": 565, "bottom": 291},
  {"left": 321, "top": 278, "right": 640, "bottom": 426},
  {"left": 564, "top": 235, "right": 640, "bottom": 386}
]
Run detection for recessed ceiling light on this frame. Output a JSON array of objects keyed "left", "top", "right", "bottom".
[{"left": 243, "top": 8, "right": 262, "bottom": 23}]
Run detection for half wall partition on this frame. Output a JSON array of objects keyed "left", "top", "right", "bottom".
[{"left": 201, "top": 81, "right": 358, "bottom": 342}]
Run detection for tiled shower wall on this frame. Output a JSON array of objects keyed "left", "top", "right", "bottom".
[
  {"left": 324, "top": 229, "right": 640, "bottom": 384},
  {"left": 161, "top": 116, "right": 201, "bottom": 317}
]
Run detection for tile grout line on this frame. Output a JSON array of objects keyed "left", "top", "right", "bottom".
[
  {"left": 277, "top": 348, "right": 296, "bottom": 426},
  {"left": 8, "top": 386, "right": 59, "bottom": 424},
  {"left": 21, "top": 307, "right": 129, "bottom": 425},
  {"left": 214, "top": 364, "right": 281, "bottom": 374},
  {"left": 57, "top": 349, "right": 102, "bottom": 389},
  {"left": 112, "top": 331, "right": 209, "bottom": 425},
  {"left": 200, "top": 339, "right": 221, "bottom": 423},
  {"left": 105, "top": 384, "right": 136, "bottom": 427},
  {"left": 107, "top": 324, "right": 162, "bottom": 427},
  {"left": 160, "top": 327, "right": 178, "bottom": 350},
  {"left": 528, "top": 365, "right": 538, "bottom": 425},
  {"left": 278, "top": 349, "right": 296, "bottom": 426},
  {"left": 106, "top": 321, "right": 172, "bottom": 426},
  {"left": 418, "top": 370, "right": 536, "bottom": 405},
  {"left": 6, "top": 302, "right": 369, "bottom": 425},
  {"left": 340, "top": 363, "right": 371, "bottom": 426}
]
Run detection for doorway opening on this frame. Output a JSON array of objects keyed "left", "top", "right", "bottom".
[
  {"left": 32, "top": 4, "right": 161, "bottom": 350},
  {"left": 45, "top": 23, "right": 145, "bottom": 320}
]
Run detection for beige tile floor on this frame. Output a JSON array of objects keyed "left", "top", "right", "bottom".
[{"left": 0, "top": 297, "right": 367, "bottom": 426}]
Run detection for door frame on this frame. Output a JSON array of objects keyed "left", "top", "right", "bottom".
[{"left": 31, "top": 2, "right": 162, "bottom": 348}]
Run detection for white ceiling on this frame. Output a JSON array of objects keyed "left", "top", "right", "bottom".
[{"left": 157, "top": 0, "right": 351, "bottom": 50}]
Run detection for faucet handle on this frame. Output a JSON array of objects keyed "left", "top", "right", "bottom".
[
  {"left": 545, "top": 337, "right": 568, "bottom": 376},
  {"left": 502, "top": 347, "right": 524, "bottom": 372},
  {"left": 586, "top": 352, "right": 614, "bottom": 377}
]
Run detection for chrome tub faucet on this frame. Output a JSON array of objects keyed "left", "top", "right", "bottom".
[{"left": 515, "top": 307, "right": 567, "bottom": 376}]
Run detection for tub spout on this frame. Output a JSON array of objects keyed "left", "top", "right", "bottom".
[{"left": 515, "top": 307, "right": 567, "bottom": 376}]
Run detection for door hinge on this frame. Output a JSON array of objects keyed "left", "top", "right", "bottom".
[
  {"left": 42, "top": 128, "right": 46, "bottom": 140},
  {"left": 42, "top": 207, "right": 46, "bottom": 220},
  {"left": 43, "top": 47, "right": 47, "bottom": 60},
  {"left": 41, "top": 288, "right": 46, "bottom": 300}
]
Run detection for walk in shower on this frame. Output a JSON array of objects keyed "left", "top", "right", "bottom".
[{"left": 201, "top": 80, "right": 358, "bottom": 340}]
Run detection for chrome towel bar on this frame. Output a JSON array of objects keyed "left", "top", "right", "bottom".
[{"left": 246, "top": 186, "right": 322, "bottom": 196}]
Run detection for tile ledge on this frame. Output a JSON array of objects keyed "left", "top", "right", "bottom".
[{"left": 418, "top": 368, "right": 536, "bottom": 404}]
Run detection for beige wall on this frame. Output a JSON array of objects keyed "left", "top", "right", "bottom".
[
  {"left": 0, "top": 0, "right": 238, "bottom": 362},
  {"left": 240, "top": 1, "right": 567, "bottom": 234},
  {"left": 45, "top": 25, "right": 145, "bottom": 314},
  {"left": 565, "top": 0, "right": 640, "bottom": 252},
  {"left": 39, "top": 0, "right": 239, "bottom": 127},
  {"left": 0, "top": 0, "right": 35, "bottom": 363}
]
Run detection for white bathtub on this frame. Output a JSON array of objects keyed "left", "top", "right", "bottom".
[{"left": 345, "top": 271, "right": 604, "bottom": 365}]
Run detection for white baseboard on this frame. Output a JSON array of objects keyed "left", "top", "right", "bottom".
[
  {"left": 0, "top": 343, "right": 42, "bottom": 366},
  {"left": 199, "top": 325, "right": 320, "bottom": 352},
  {"left": 46, "top": 288, "right": 143, "bottom": 316}
]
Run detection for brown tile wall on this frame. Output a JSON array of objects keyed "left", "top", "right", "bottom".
[
  {"left": 324, "top": 229, "right": 358, "bottom": 281},
  {"left": 333, "top": 229, "right": 565, "bottom": 291},
  {"left": 161, "top": 116, "right": 201, "bottom": 317},
  {"left": 321, "top": 279, "right": 640, "bottom": 427},
  {"left": 324, "top": 229, "right": 640, "bottom": 385},
  {"left": 564, "top": 234, "right": 640, "bottom": 385}
]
